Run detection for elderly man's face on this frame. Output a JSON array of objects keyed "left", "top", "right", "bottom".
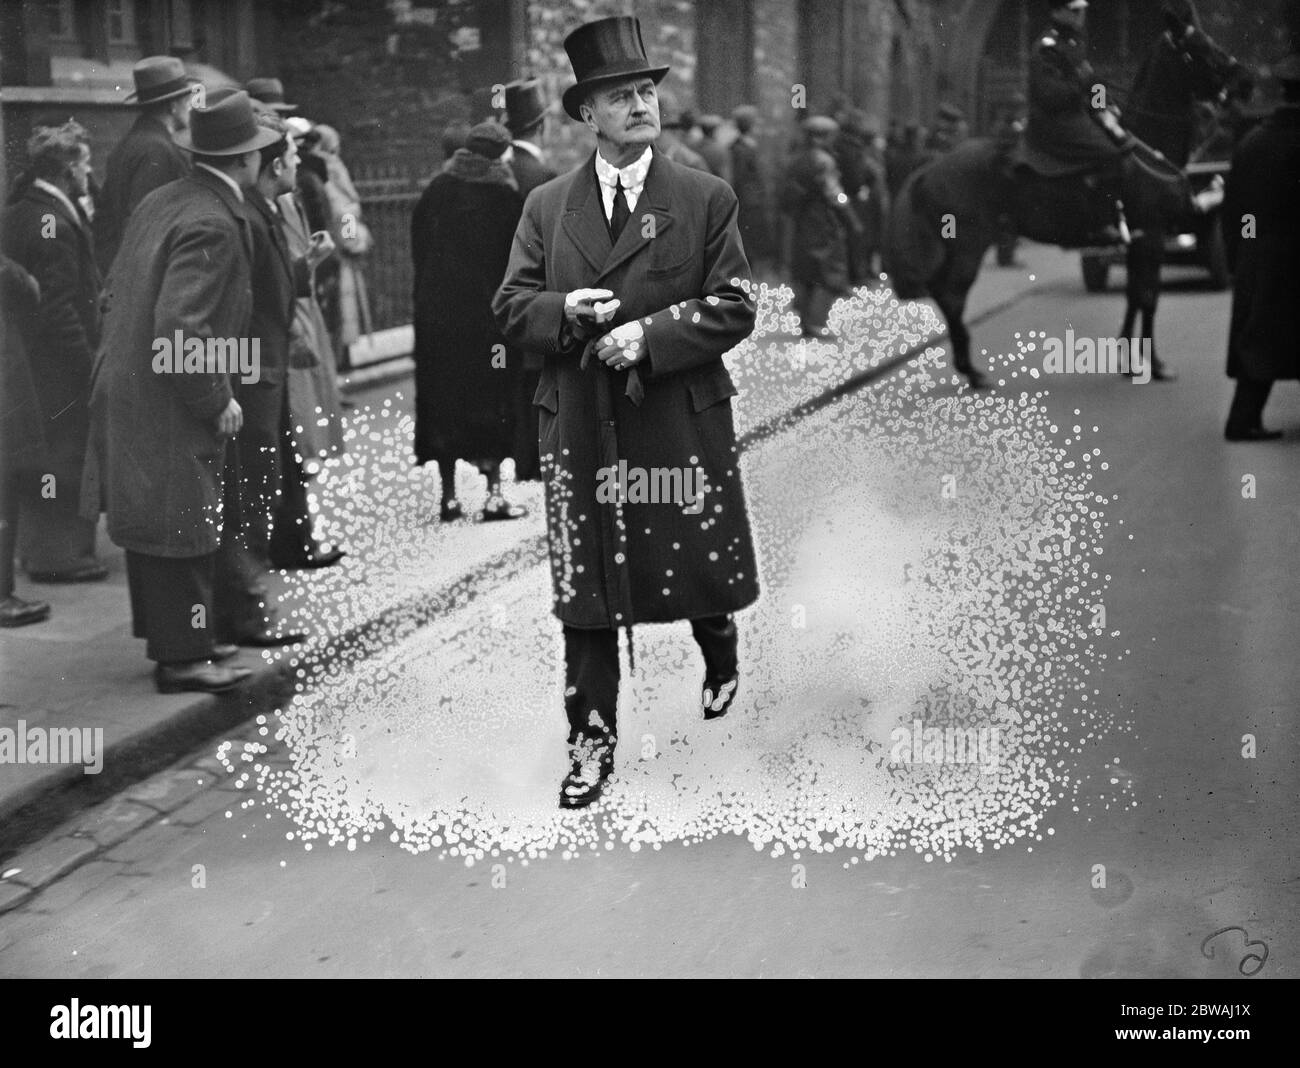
[{"left": 580, "top": 77, "right": 660, "bottom": 151}]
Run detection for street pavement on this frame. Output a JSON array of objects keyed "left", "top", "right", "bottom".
[{"left": 1, "top": 246, "right": 1297, "bottom": 977}]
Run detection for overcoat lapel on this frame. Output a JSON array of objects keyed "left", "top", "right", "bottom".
[{"left": 560, "top": 150, "right": 677, "bottom": 283}]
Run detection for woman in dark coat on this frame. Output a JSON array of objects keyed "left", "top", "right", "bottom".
[{"left": 410, "top": 121, "right": 527, "bottom": 521}]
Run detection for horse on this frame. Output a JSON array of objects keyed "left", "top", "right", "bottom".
[{"left": 884, "top": 14, "right": 1246, "bottom": 389}]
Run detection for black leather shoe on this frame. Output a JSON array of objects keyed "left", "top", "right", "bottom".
[
  {"left": 1225, "top": 426, "right": 1283, "bottom": 442},
  {"left": 27, "top": 562, "right": 109, "bottom": 584},
  {"left": 232, "top": 625, "right": 307, "bottom": 647},
  {"left": 702, "top": 674, "right": 740, "bottom": 720},
  {"left": 439, "top": 499, "right": 464, "bottom": 522},
  {"left": 0, "top": 595, "right": 51, "bottom": 628},
  {"left": 559, "top": 736, "right": 615, "bottom": 809},
  {"left": 958, "top": 366, "right": 990, "bottom": 390},
  {"left": 154, "top": 660, "right": 251, "bottom": 694}
]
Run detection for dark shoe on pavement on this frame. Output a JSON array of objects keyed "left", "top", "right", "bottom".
[
  {"left": 559, "top": 736, "right": 615, "bottom": 809},
  {"left": 231, "top": 624, "right": 307, "bottom": 647},
  {"left": 27, "top": 561, "right": 109, "bottom": 584},
  {"left": 439, "top": 499, "right": 464, "bottom": 523},
  {"left": 702, "top": 674, "right": 740, "bottom": 720},
  {"left": 1225, "top": 425, "right": 1283, "bottom": 442},
  {"left": 154, "top": 660, "right": 251, "bottom": 694},
  {"left": 0, "top": 595, "right": 51, "bottom": 628},
  {"left": 482, "top": 495, "right": 528, "bottom": 522},
  {"left": 958, "top": 365, "right": 990, "bottom": 390}
]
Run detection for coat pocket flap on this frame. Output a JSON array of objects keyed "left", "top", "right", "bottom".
[{"left": 688, "top": 367, "right": 739, "bottom": 412}]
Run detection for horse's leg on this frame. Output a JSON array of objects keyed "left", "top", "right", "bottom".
[
  {"left": 933, "top": 241, "right": 991, "bottom": 389},
  {"left": 1129, "top": 227, "right": 1176, "bottom": 381}
]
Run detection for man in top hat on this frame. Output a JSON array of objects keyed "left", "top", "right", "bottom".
[
  {"left": 246, "top": 78, "right": 298, "bottom": 115},
  {"left": 503, "top": 79, "right": 557, "bottom": 198},
  {"left": 1221, "top": 53, "right": 1300, "bottom": 441},
  {"left": 493, "top": 14, "right": 759, "bottom": 809},
  {"left": 502, "top": 80, "right": 559, "bottom": 483},
  {"left": 82, "top": 91, "right": 297, "bottom": 696},
  {"left": 94, "top": 55, "right": 198, "bottom": 273}
]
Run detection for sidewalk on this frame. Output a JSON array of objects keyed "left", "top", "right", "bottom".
[{"left": 0, "top": 246, "right": 1074, "bottom": 860}]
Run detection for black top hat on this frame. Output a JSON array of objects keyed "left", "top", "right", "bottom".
[
  {"left": 561, "top": 16, "right": 669, "bottom": 121},
  {"left": 125, "top": 55, "right": 199, "bottom": 105},
  {"left": 175, "top": 90, "right": 284, "bottom": 157},
  {"left": 246, "top": 77, "right": 298, "bottom": 114},
  {"left": 503, "top": 79, "right": 553, "bottom": 136}
]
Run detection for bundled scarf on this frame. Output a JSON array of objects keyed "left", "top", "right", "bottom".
[{"left": 443, "top": 148, "right": 519, "bottom": 190}]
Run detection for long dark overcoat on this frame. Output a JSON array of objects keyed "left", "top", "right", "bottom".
[
  {"left": 493, "top": 148, "right": 759, "bottom": 630},
  {"left": 1223, "top": 103, "right": 1300, "bottom": 382},
  {"left": 411, "top": 162, "right": 524, "bottom": 467},
  {"left": 1, "top": 184, "right": 102, "bottom": 485},
  {"left": 81, "top": 168, "right": 253, "bottom": 557},
  {"left": 0, "top": 254, "right": 48, "bottom": 470},
  {"left": 731, "top": 134, "right": 771, "bottom": 262},
  {"left": 94, "top": 112, "right": 189, "bottom": 273}
]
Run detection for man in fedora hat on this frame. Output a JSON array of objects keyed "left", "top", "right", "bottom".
[
  {"left": 246, "top": 77, "right": 298, "bottom": 115},
  {"left": 501, "top": 79, "right": 559, "bottom": 483},
  {"left": 494, "top": 14, "right": 759, "bottom": 809},
  {"left": 82, "top": 91, "right": 299, "bottom": 695},
  {"left": 95, "top": 55, "right": 199, "bottom": 272}
]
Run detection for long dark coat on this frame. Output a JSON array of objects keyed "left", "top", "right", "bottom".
[
  {"left": 81, "top": 169, "right": 253, "bottom": 558},
  {"left": 0, "top": 183, "right": 102, "bottom": 485},
  {"left": 783, "top": 146, "right": 851, "bottom": 291},
  {"left": 239, "top": 191, "right": 310, "bottom": 508},
  {"left": 411, "top": 157, "right": 524, "bottom": 467},
  {"left": 0, "top": 254, "right": 48, "bottom": 470},
  {"left": 493, "top": 148, "right": 759, "bottom": 630},
  {"left": 94, "top": 112, "right": 189, "bottom": 273},
  {"left": 1026, "top": 25, "right": 1123, "bottom": 167},
  {"left": 277, "top": 189, "right": 345, "bottom": 464},
  {"left": 509, "top": 145, "right": 557, "bottom": 199},
  {"left": 1223, "top": 104, "right": 1300, "bottom": 382}
]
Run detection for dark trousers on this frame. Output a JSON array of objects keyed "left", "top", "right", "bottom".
[
  {"left": 0, "top": 463, "right": 20, "bottom": 599},
  {"left": 127, "top": 546, "right": 265, "bottom": 664},
  {"left": 1226, "top": 378, "right": 1274, "bottom": 434},
  {"left": 562, "top": 614, "right": 738, "bottom": 746}
]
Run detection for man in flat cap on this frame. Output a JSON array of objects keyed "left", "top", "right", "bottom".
[
  {"left": 493, "top": 14, "right": 759, "bottom": 808},
  {"left": 95, "top": 56, "right": 198, "bottom": 272},
  {"left": 782, "top": 115, "right": 861, "bottom": 337}
]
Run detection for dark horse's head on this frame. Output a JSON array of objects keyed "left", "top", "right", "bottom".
[{"left": 1127, "top": 0, "right": 1252, "bottom": 164}]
